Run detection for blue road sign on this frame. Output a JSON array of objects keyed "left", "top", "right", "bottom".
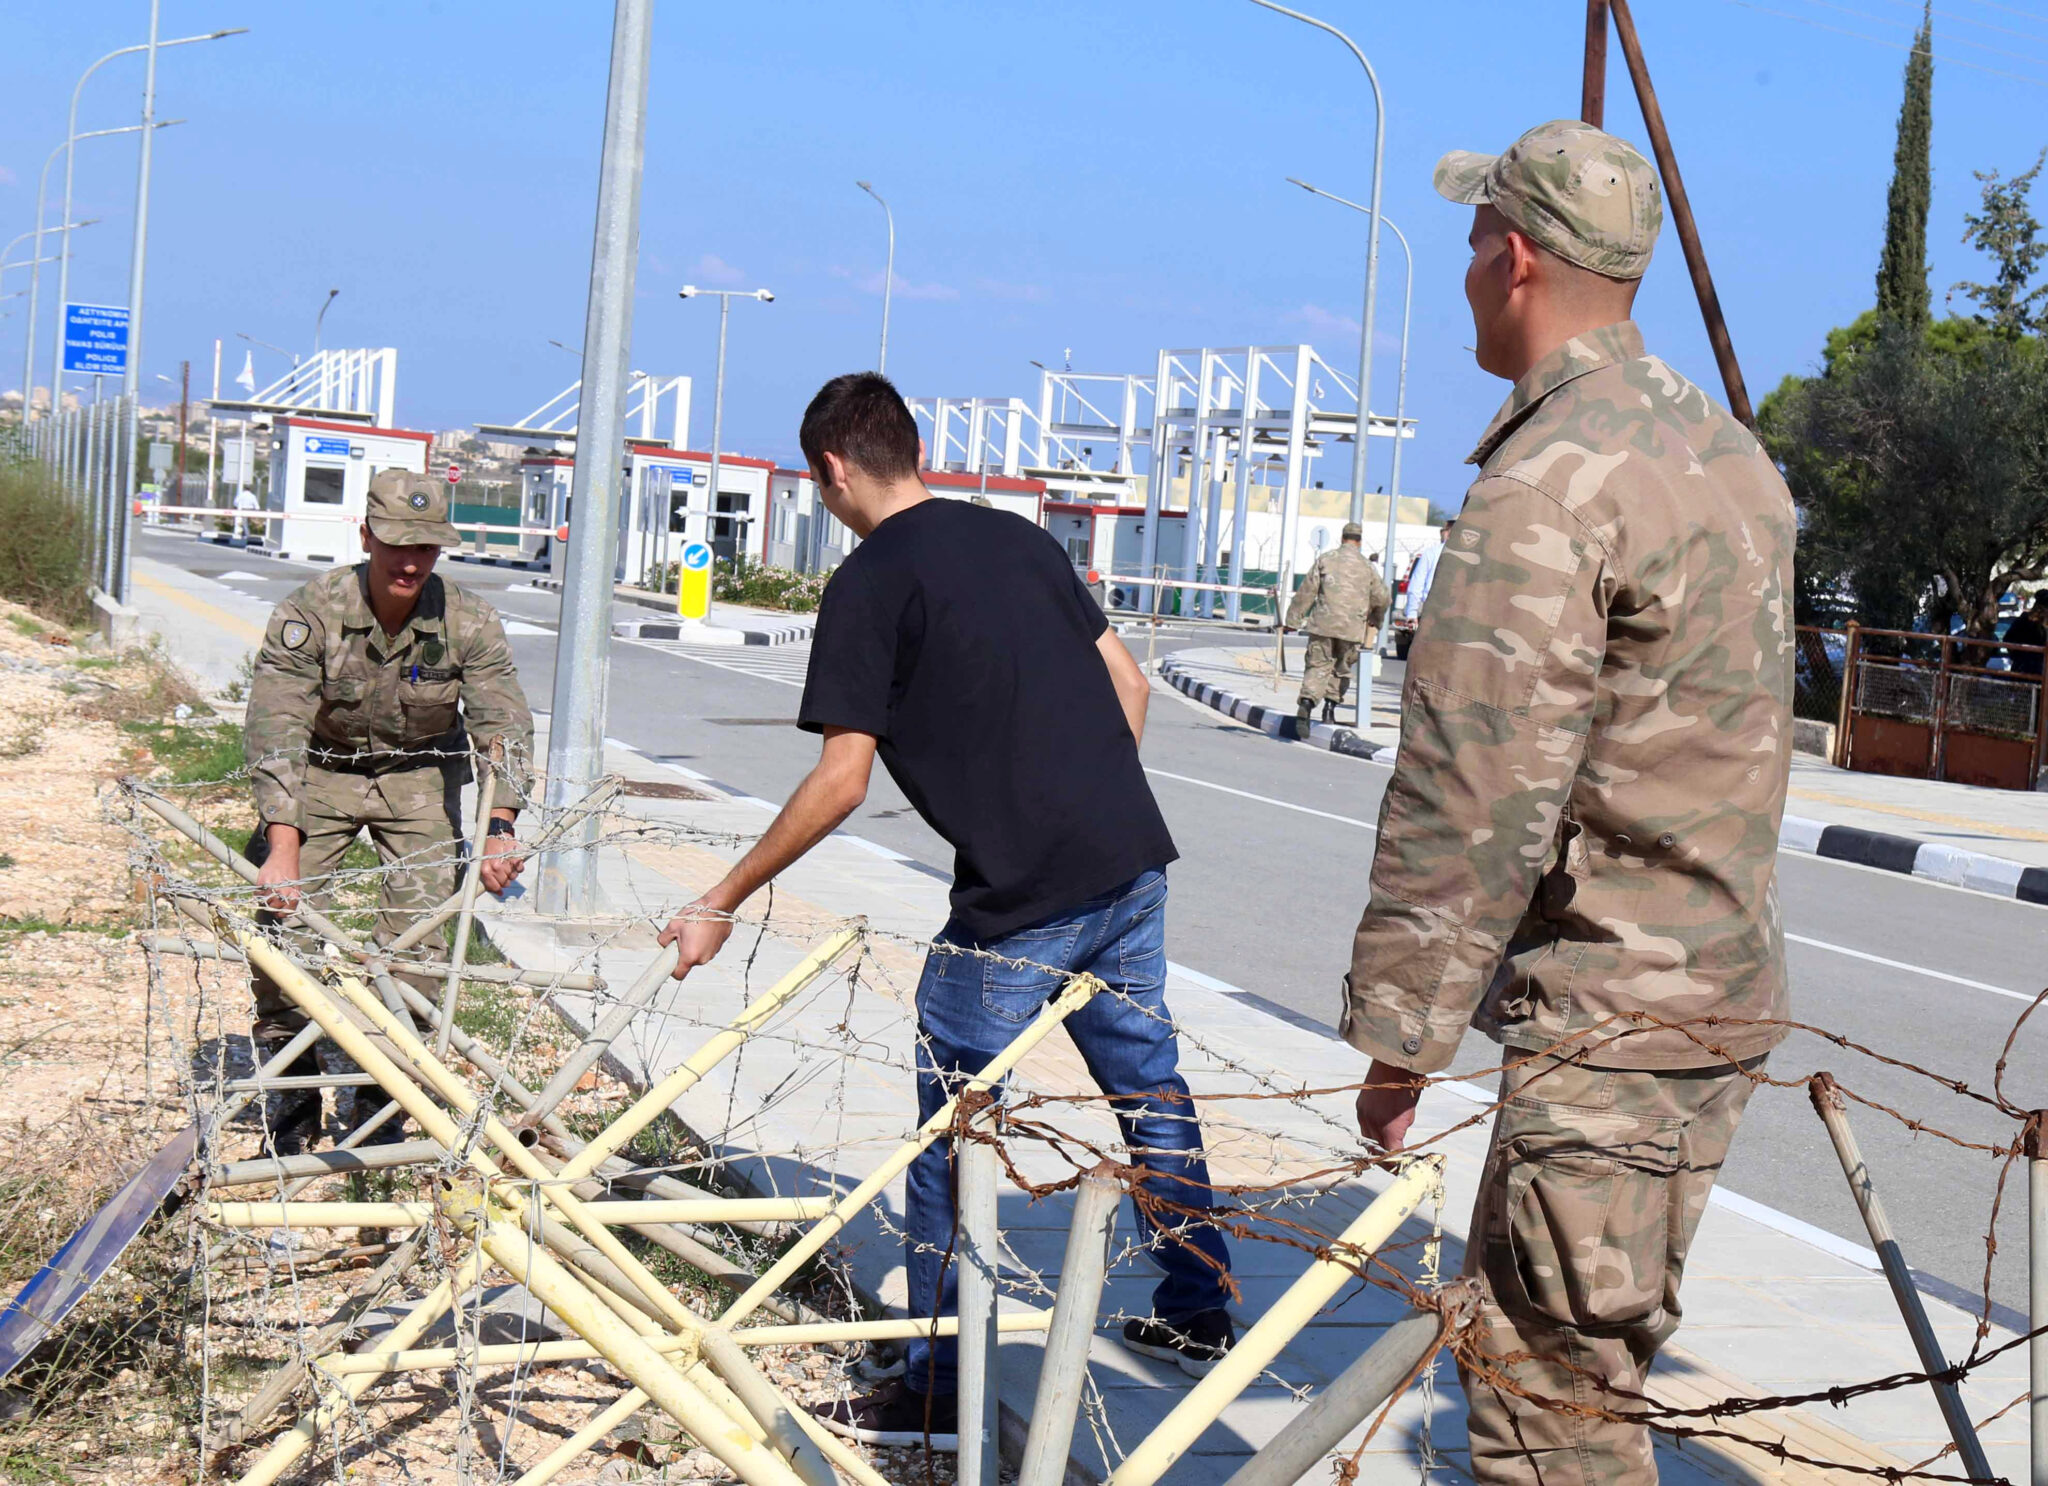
[
  {"left": 61, "top": 302, "right": 130, "bottom": 375},
  {"left": 681, "top": 541, "right": 713, "bottom": 571}
]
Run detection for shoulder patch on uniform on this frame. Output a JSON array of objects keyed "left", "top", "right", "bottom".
[{"left": 279, "top": 619, "right": 311, "bottom": 651}]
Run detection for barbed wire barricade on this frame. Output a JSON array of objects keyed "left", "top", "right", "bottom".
[{"left": 23, "top": 745, "right": 2038, "bottom": 1484}]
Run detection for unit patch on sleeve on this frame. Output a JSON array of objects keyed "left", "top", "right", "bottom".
[{"left": 279, "top": 619, "right": 311, "bottom": 651}]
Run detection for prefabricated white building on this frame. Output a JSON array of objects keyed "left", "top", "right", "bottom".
[
  {"left": 261, "top": 415, "right": 433, "bottom": 564},
  {"left": 547, "top": 444, "right": 774, "bottom": 589}
]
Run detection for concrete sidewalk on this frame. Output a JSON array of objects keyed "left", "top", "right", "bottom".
[
  {"left": 481, "top": 729, "right": 2028, "bottom": 1486},
  {"left": 1159, "top": 641, "right": 1404, "bottom": 761}
]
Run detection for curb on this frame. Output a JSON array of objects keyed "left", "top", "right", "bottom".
[
  {"left": 1158, "top": 655, "right": 1396, "bottom": 764},
  {"left": 1160, "top": 658, "right": 2048, "bottom": 907},
  {"left": 447, "top": 551, "right": 547, "bottom": 571},
  {"left": 611, "top": 617, "right": 812, "bottom": 646}
]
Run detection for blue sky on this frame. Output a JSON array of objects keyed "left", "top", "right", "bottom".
[{"left": 4, "top": 0, "right": 2045, "bottom": 507}]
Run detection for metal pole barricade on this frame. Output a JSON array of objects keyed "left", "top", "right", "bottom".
[
  {"left": 2028, "top": 1111, "right": 2046, "bottom": 1486},
  {"left": 957, "top": 1109, "right": 1002, "bottom": 1486},
  {"left": 1018, "top": 1163, "right": 1123, "bottom": 1486}
]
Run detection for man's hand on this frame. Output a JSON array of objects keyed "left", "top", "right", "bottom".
[
  {"left": 479, "top": 828, "right": 524, "bottom": 895},
  {"left": 1355, "top": 1058, "right": 1427, "bottom": 1152},
  {"left": 257, "top": 824, "right": 303, "bottom": 913},
  {"left": 657, "top": 898, "right": 736, "bottom": 981}
]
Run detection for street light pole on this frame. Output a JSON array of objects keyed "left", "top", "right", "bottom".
[
  {"left": 677, "top": 284, "right": 774, "bottom": 581},
  {"left": 857, "top": 180, "right": 894, "bottom": 374},
  {"left": 1249, "top": 0, "right": 1385, "bottom": 531},
  {"left": 112, "top": 0, "right": 164, "bottom": 605},
  {"left": 313, "top": 289, "right": 339, "bottom": 354},
  {"left": 541, "top": 0, "right": 654, "bottom": 918},
  {"left": 47, "top": 27, "right": 245, "bottom": 423},
  {"left": 1287, "top": 178, "right": 1414, "bottom": 592}
]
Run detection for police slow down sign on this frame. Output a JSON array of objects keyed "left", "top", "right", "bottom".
[{"left": 676, "top": 541, "right": 713, "bottom": 621}]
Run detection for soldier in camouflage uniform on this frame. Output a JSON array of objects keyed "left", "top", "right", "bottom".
[
  {"left": 246, "top": 470, "right": 534, "bottom": 1153},
  {"left": 1344, "top": 121, "right": 1795, "bottom": 1486},
  {"left": 1285, "top": 522, "right": 1390, "bottom": 724}
]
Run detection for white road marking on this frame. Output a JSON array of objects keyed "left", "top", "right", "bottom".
[
  {"left": 503, "top": 620, "right": 553, "bottom": 636},
  {"left": 1785, "top": 932, "right": 2037, "bottom": 1004},
  {"left": 216, "top": 569, "right": 265, "bottom": 581},
  {"left": 1144, "top": 767, "right": 1378, "bottom": 832},
  {"left": 618, "top": 635, "right": 811, "bottom": 688}
]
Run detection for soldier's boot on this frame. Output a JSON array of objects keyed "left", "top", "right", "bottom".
[
  {"left": 255, "top": 1034, "right": 324, "bottom": 1158},
  {"left": 1296, "top": 697, "right": 1314, "bottom": 722},
  {"left": 1320, "top": 700, "right": 1338, "bottom": 724}
]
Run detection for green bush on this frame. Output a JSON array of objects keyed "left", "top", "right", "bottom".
[
  {"left": 643, "top": 556, "right": 829, "bottom": 612},
  {"left": 0, "top": 456, "right": 91, "bottom": 626}
]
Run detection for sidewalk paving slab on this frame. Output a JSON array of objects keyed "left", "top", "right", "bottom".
[{"left": 479, "top": 729, "right": 2027, "bottom": 1486}]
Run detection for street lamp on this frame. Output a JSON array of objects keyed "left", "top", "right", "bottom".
[
  {"left": 46, "top": 25, "right": 247, "bottom": 422},
  {"left": 677, "top": 285, "right": 772, "bottom": 575},
  {"left": 547, "top": 338, "right": 583, "bottom": 358},
  {"left": 856, "top": 180, "right": 894, "bottom": 374},
  {"left": 1287, "top": 176, "right": 1414, "bottom": 594},
  {"left": 1249, "top": 0, "right": 1385, "bottom": 531},
  {"left": 23, "top": 123, "right": 179, "bottom": 424},
  {"left": 313, "top": 289, "right": 339, "bottom": 354}
]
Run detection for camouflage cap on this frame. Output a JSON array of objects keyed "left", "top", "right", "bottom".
[
  {"left": 1434, "top": 119, "right": 1662, "bottom": 280},
  {"left": 1340, "top": 522, "right": 1363, "bottom": 540},
  {"left": 364, "top": 469, "right": 461, "bottom": 547}
]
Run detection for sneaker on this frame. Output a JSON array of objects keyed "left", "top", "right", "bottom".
[
  {"left": 853, "top": 1348, "right": 907, "bottom": 1384},
  {"left": 1120, "top": 1310, "right": 1234, "bottom": 1378},
  {"left": 808, "top": 1377, "right": 958, "bottom": 1451}
]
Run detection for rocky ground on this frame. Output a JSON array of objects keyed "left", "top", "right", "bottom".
[{"left": 0, "top": 599, "right": 982, "bottom": 1485}]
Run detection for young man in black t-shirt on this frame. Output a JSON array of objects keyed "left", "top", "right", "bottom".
[{"left": 657, "top": 373, "right": 1233, "bottom": 1449}]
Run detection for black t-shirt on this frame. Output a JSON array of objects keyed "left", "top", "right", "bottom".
[{"left": 798, "top": 497, "right": 1177, "bottom": 941}]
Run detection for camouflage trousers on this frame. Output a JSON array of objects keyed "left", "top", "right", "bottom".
[
  {"left": 1460, "top": 1054, "right": 1763, "bottom": 1486},
  {"left": 251, "top": 763, "right": 464, "bottom": 1137},
  {"left": 1297, "top": 634, "right": 1361, "bottom": 705}
]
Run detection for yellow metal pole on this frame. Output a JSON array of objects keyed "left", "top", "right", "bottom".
[
  {"left": 318, "top": 1311, "right": 1056, "bottom": 1376},
  {"left": 553, "top": 924, "right": 863, "bottom": 1181},
  {"left": 207, "top": 1196, "right": 834, "bottom": 1229},
  {"left": 435, "top": 743, "right": 498, "bottom": 1058},
  {"left": 719, "top": 971, "right": 1103, "bottom": 1328},
  {"left": 1102, "top": 1157, "right": 1444, "bottom": 1486}
]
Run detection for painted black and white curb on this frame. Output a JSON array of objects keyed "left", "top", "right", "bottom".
[
  {"left": 1158, "top": 655, "right": 1397, "bottom": 764},
  {"left": 1160, "top": 656, "right": 2048, "bottom": 907},
  {"left": 611, "top": 616, "right": 813, "bottom": 646}
]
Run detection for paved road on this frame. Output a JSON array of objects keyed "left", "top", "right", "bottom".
[{"left": 143, "top": 530, "right": 2048, "bottom": 1320}]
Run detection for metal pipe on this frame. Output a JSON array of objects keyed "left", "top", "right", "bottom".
[
  {"left": 1104, "top": 1157, "right": 1444, "bottom": 1486},
  {"left": 957, "top": 1113, "right": 1002, "bottom": 1486},
  {"left": 1582, "top": 0, "right": 1610, "bottom": 127},
  {"left": 1809, "top": 1075, "right": 1992, "bottom": 1481},
  {"left": 139, "top": 933, "right": 604, "bottom": 990},
  {"left": 697, "top": 1327, "right": 837, "bottom": 1486},
  {"left": 109, "top": 0, "right": 163, "bottom": 604},
  {"left": 1018, "top": 1163, "right": 1124, "bottom": 1486},
  {"left": 541, "top": 0, "right": 654, "bottom": 916},
  {"left": 1248, "top": 0, "right": 1384, "bottom": 530},
  {"left": 319, "top": 1311, "right": 1056, "bottom": 1376},
  {"left": 1218, "top": 1291, "right": 1471, "bottom": 1486},
  {"left": 1606, "top": 0, "right": 1754, "bottom": 428},
  {"left": 209, "top": 1139, "right": 446, "bottom": 1189},
  {"left": 2027, "top": 1111, "right": 2046, "bottom": 1486},
  {"left": 436, "top": 748, "right": 498, "bottom": 1057},
  {"left": 547, "top": 923, "right": 863, "bottom": 1169},
  {"left": 519, "top": 941, "right": 682, "bottom": 1126},
  {"left": 208, "top": 1196, "right": 835, "bottom": 1229}
]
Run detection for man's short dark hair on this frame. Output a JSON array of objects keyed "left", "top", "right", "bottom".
[{"left": 800, "top": 372, "right": 921, "bottom": 483}]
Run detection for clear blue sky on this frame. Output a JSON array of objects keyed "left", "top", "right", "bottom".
[{"left": 4, "top": 1, "right": 2045, "bottom": 507}]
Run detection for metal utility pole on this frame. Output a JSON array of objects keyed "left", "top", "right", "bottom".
[
  {"left": 1286, "top": 179, "right": 1415, "bottom": 592},
  {"left": 205, "top": 338, "right": 220, "bottom": 507},
  {"left": 176, "top": 358, "right": 189, "bottom": 505},
  {"left": 47, "top": 28, "right": 245, "bottom": 418},
  {"left": 857, "top": 180, "right": 894, "bottom": 374},
  {"left": 113, "top": 0, "right": 163, "bottom": 604},
  {"left": 1248, "top": 0, "right": 1385, "bottom": 529},
  {"left": 677, "top": 285, "right": 773, "bottom": 576},
  {"left": 540, "top": 0, "right": 654, "bottom": 918}
]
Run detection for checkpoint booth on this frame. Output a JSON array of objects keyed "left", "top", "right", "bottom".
[
  {"left": 765, "top": 468, "right": 860, "bottom": 575},
  {"left": 549, "top": 445, "right": 774, "bottom": 590},
  {"left": 262, "top": 415, "right": 433, "bottom": 563},
  {"left": 518, "top": 454, "right": 575, "bottom": 566}
]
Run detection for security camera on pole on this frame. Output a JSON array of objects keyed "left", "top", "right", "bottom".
[{"left": 675, "top": 283, "right": 773, "bottom": 633}]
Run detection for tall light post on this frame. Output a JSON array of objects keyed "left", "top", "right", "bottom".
[
  {"left": 109, "top": 0, "right": 167, "bottom": 605},
  {"left": 856, "top": 180, "right": 894, "bottom": 374},
  {"left": 542, "top": 0, "right": 654, "bottom": 918},
  {"left": 677, "top": 285, "right": 773, "bottom": 571},
  {"left": 47, "top": 25, "right": 246, "bottom": 423},
  {"left": 1287, "top": 177, "right": 1414, "bottom": 593},
  {"left": 24, "top": 123, "right": 177, "bottom": 424},
  {"left": 312, "top": 288, "right": 339, "bottom": 354},
  {"left": 1249, "top": 0, "right": 1385, "bottom": 530}
]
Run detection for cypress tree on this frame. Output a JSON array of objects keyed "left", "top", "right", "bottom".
[{"left": 1875, "top": 3, "right": 1935, "bottom": 329}]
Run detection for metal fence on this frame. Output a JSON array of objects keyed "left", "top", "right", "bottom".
[{"left": 22, "top": 396, "right": 139, "bottom": 604}]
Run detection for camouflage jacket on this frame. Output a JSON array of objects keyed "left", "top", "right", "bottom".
[
  {"left": 1286, "top": 544, "right": 1390, "bottom": 643},
  {"left": 246, "top": 565, "right": 535, "bottom": 832},
  {"left": 1342, "top": 321, "right": 1795, "bottom": 1073}
]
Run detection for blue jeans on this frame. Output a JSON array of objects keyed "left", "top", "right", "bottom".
[{"left": 903, "top": 869, "right": 1232, "bottom": 1395}]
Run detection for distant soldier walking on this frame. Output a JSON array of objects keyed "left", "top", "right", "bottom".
[
  {"left": 1285, "top": 521, "right": 1389, "bottom": 724},
  {"left": 1345, "top": 122, "right": 1795, "bottom": 1486},
  {"left": 244, "top": 470, "right": 534, "bottom": 1154}
]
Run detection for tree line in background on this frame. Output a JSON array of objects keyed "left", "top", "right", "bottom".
[{"left": 1760, "top": 3, "right": 2047, "bottom": 638}]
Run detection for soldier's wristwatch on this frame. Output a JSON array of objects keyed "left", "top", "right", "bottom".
[{"left": 487, "top": 817, "right": 517, "bottom": 839}]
